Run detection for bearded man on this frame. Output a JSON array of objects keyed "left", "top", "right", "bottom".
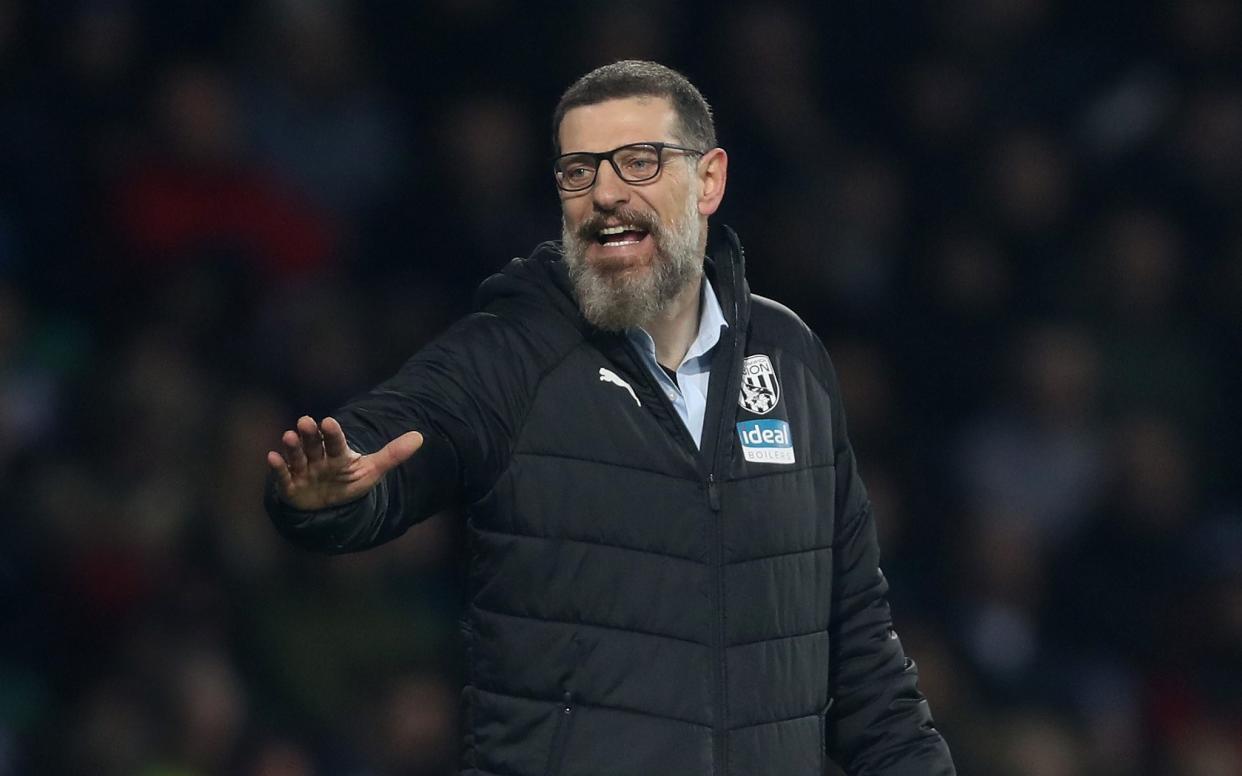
[{"left": 265, "top": 60, "right": 955, "bottom": 775}]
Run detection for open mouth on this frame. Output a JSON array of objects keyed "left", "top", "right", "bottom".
[{"left": 594, "top": 224, "right": 650, "bottom": 247}]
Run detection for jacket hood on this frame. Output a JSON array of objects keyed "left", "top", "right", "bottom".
[
  {"left": 473, "top": 239, "right": 586, "bottom": 328},
  {"left": 473, "top": 223, "right": 750, "bottom": 333}
]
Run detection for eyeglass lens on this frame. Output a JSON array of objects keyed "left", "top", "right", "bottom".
[{"left": 556, "top": 144, "right": 663, "bottom": 190}]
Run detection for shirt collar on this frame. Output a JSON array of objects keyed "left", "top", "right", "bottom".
[{"left": 627, "top": 275, "right": 729, "bottom": 370}]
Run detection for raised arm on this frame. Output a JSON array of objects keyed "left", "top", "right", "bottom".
[{"left": 263, "top": 308, "right": 552, "bottom": 554}]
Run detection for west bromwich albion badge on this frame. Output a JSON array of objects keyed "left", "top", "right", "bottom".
[{"left": 738, "top": 354, "right": 780, "bottom": 415}]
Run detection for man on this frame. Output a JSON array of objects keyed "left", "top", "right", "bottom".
[{"left": 266, "top": 60, "right": 955, "bottom": 775}]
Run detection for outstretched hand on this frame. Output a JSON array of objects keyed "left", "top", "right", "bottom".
[{"left": 266, "top": 415, "right": 424, "bottom": 511}]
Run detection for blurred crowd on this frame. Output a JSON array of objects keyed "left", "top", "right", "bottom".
[{"left": 1, "top": 0, "right": 1239, "bottom": 774}]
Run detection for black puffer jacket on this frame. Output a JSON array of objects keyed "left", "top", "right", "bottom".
[{"left": 267, "top": 225, "right": 955, "bottom": 775}]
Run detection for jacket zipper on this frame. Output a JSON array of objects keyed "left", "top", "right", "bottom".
[
  {"left": 705, "top": 234, "right": 746, "bottom": 776},
  {"left": 706, "top": 471, "right": 727, "bottom": 776},
  {"left": 625, "top": 343, "right": 730, "bottom": 775},
  {"left": 706, "top": 473, "right": 721, "bottom": 510},
  {"left": 545, "top": 690, "right": 575, "bottom": 776},
  {"left": 618, "top": 235, "right": 748, "bottom": 776}
]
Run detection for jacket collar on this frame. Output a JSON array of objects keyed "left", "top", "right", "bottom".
[{"left": 705, "top": 222, "right": 749, "bottom": 333}]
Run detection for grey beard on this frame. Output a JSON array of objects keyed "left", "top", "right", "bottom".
[{"left": 562, "top": 195, "right": 704, "bottom": 332}]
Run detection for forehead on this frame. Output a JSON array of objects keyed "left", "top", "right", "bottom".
[{"left": 558, "top": 96, "right": 680, "bottom": 153}]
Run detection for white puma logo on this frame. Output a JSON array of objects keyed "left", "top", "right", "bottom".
[{"left": 599, "top": 368, "right": 640, "bottom": 406}]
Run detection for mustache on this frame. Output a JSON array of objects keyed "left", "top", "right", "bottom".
[{"left": 573, "top": 208, "right": 661, "bottom": 242}]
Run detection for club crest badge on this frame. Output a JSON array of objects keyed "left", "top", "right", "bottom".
[{"left": 738, "top": 354, "right": 780, "bottom": 415}]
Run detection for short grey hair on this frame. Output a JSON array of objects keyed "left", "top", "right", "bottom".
[{"left": 552, "top": 60, "right": 717, "bottom": 155}]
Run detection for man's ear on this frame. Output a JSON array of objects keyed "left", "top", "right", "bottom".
[{"left": 696, "top": 148, "right": 728, "bottom": 217}]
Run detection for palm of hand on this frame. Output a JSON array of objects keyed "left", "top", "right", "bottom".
[{"left": 267, "top": 415, "right": 423, "bottom": 511}]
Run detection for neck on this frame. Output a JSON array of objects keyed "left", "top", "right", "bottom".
[{"left": 643, "top": 273, "right": 703, "bottom": 370}]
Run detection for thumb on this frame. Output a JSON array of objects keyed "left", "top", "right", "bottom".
[{"left": 368, "top": 430, "right": 424, "bottom": 474}]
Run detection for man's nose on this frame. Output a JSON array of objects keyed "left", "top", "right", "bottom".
[{"left": 591, "top": 161, "right": 630, "bottom": 209}]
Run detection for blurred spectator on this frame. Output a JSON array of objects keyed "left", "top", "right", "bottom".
[
  {"left": 1164, "top": 719, "right": 1242, "bottom": 776},
  {"left": 984, "top": 127, "right": 1074, "bottom": 238},
  {"left": 903, "top": 56, "right": 982, "bottom": 155},
  {"left": 1163, "top": 0, "right": 1242, "bottom": 73},
  {"left": 952, "top": 323, "right": 1108, "bottom": 697},
  {"left": 992, "top": 711, "right": 1087, "bottom": 776},
  {"left": 424, "top": 93, "right": 552, "bottom": 276},
  {"left": 241, "top": 0, "right": 407, "bottom": 219},
  {"left": 239, "top": 737, "right": 318, "bottom": 776},
  {"left": 206, "top": 390, "right": 297, "bottom": 583},
  {"left": 1083, "top": 204, "right": 1220, "bottom": 446},
  {"left": 1048, "top": 414, "right": 1204, "bottom": 758},
  {"left": 913, "top": 227, "right": 1015, "bottom": 394},
  {"left": 111, "top": 63, "right": 338, "bottom": 285},
  {"left": 936, "top": 0, "right": 1054, "bottom": 58},
  {"left": 819, "top": 149, "right": 909, "bottom": 319},
  {"left": 1172, "top": 84, "right": 1242, "bottom": 203},
  {"left": 562, "top": 0, "right": 681, "bottom": 76},
  {"left": 370, "top": 672, "right": 458, "bottom": 776},
  {"left": 58, "top": 678, "right": 155, "bottom": 776},
  {"left": 152, "top": 644, "right": 250, "bottom": 774},
  {"left": 249, "top": 279, "right": 370, "bottom": 411},
  {"left": 0, "top": 282, "right": 62, "bottom": 471},
  {"left": 958, "top": 322, "right": 1106, "bottom": 546}
]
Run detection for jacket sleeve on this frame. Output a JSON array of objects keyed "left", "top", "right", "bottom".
[
  {"left": 265, "top": 312, "right": 535, "bottom": 554},
  {"left": 821, "top": 353, "right": 956, "bottom": 775}
]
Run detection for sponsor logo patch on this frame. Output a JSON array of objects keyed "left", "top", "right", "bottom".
[
  {"left": 738, "top": 354, "right": 780, "bottom": 415},
  {"left": 599, "top": 367, "right": 640, "bottom": 406},
  {"left": 736, "top": 419, "right": 796, "bottom": 464}
]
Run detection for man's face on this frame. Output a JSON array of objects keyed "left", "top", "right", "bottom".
[{"left": 557, "top": 96, "right": 706, "bottom": 331}]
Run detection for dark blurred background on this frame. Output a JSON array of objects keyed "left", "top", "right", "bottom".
[{"left": 1, "top": 0, "right": 1240, "bottom": 774}]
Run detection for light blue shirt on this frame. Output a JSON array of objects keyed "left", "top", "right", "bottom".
[{"left": 626, "top": 277, "right": 729, "bottom": 448}]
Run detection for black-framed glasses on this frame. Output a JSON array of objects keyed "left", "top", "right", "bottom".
[{"left": 553, "top": 142, "right": 705, "bottom": 192}]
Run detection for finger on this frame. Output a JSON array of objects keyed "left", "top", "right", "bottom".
[
  {"left": 297, "top": 416, "right": 325, "bottom": 462},
  {"left": 321, "top": 416, "right": 350, "bottom": 458},
  {"left": 266, "top": 450, "right": 293, "bottom": 490},
  {"left": 369, "top": 430, "right": 424, "bottom": 475},
  {"left": 282, "top": 429, "right": 308, "bottom": 474}
]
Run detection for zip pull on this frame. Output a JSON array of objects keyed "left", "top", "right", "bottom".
[
  {"left": 547, "top": 690, "right": 576, "bottom": 776},
  {"left": 706, "top": 474, "right": 721, "bottom": 511}
]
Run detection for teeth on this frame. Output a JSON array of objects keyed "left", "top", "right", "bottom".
[{"left": 599, "top": 224, "right": 640, "bottom": 236}]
